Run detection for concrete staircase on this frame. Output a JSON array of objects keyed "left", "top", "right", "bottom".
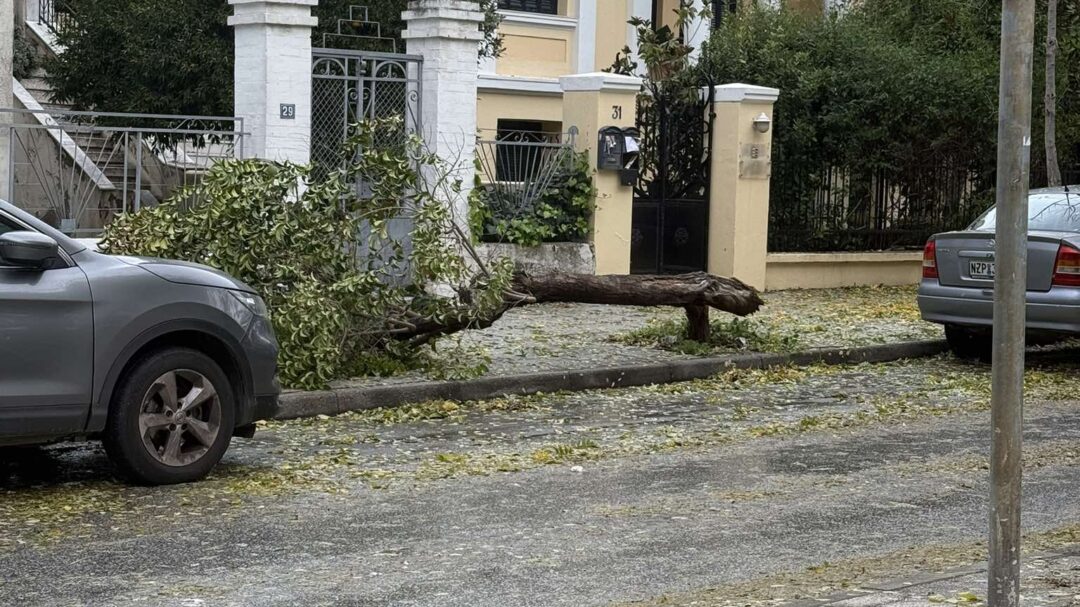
[
  {"left": 14, "top": 61, "right": 139, "bottom": 211},
  {"left": 18, "top": 66, "right": 68, "bottom": 114}
]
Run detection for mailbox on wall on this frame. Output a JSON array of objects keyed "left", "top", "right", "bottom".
[{"left": 598, "top": 126, "right": 640, "bottom": 186}]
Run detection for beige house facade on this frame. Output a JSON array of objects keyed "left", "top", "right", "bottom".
[
  {"left": 477, "top": 0, "right": 920, "bottom": 290},
  {"left": 476, "top": 0, "right": 835, "bottom": 137},
  {"left": 478, "top": 0, "right": 684, "bottom": 137}
]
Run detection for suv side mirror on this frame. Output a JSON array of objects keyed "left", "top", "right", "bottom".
[{"left": 0, "top": 231, "right": 62, "bottom": 270}]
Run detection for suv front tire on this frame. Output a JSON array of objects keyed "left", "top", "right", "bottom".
[{"left": 103, "top": 347, "right": 235, "bottom": 485}]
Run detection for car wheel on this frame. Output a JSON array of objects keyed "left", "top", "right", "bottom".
[
  {"left": 103, "top": 347, "right": 235, "bottom": 485},
  {"left": 944, "top": 325, "right": 992, "bottom": 362}
]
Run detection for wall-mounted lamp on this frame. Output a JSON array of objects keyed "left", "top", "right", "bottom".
[{"left": 752, "top": 112, "right": 772, "bottom": 134}]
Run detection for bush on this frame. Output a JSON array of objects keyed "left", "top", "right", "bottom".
[
  {"left": 47, "top": 0, "right": 234, "bottom": 115},
  {"left": 13, "top": 27, "right": 36, "bottom": 80},
  {"left": 470, "top": 151, "right": 596, "bottom": 246},
  {"left": 695, "top": 1, "right": 1080, "bottom": 250},
  {"left": 101, "top": 122, "right": 514, "bottom": 389}
]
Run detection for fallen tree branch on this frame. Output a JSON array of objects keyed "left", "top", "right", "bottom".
[
  {"left": 511, "top": 272, "right": 763, "bottom": 316},
  {"left": 392, "top": 271, "right": 764, "bottom": 346}
]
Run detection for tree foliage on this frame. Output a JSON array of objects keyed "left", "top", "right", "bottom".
[
  {"left": 100, "top": 122, "right": 515, "bottom": 389},
  {"left": 47, "top": 0, "right": 501, "bottom": 116},
  {"left": 47, "top": 0, "right": 235, "bottom": 115},
  {"left": 315, "top": 0, "right": 503, "bottom": 57},
  {"left": 698, "top": 0, "right": 1080, "bottom": 191},
  {"left": 13, "top": 26, "right": 37, "bottom": 80}
]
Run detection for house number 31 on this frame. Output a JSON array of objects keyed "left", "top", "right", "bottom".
[{"left": 612, "top": 105, "right": 623, "bottom": 120}]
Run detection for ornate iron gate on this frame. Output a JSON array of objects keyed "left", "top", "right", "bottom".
[
  {"left": 631, "top": 88, "right": 714, "bottom": 274},
  {"left": 310, "top": 48, "right": 423, "bottom": 178}
]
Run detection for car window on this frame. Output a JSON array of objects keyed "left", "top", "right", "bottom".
[
  {"left": 0, "top": 218, "right": 21, "bottom": 267},
  {"left": 0, "top": 217, "right": 20, "bottom": 236},
  {"left": 969, "top": 193, "right": 1080, "bottom": 233}
]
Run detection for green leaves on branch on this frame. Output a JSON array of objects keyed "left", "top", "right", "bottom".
[{"left": 101, "top": 120, "right": 514, "bottom": 390}]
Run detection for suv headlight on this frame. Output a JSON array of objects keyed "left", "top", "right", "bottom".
[{"left": 229, "top": 291, "right": 269, "bottom": 317}]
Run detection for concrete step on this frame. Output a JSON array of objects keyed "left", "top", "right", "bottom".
[
  {"left": 19, "top": 85, "right": 56, "bottom": 106},
  {"left": 40, "top": 102, "right": 73, "bottom": 114}
]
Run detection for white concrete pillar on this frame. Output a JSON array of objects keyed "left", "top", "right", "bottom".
[
  {"left": 686, "top": 0, "right": 710, "bottom": 62},
  {"left": 402, "top": 0, "right": 484, "bottom": 231},
  {"left": 575, "top": 0, "right": 597, "bottom": 73},
  {"left": 1, "top": 0, "right": 14, "bottom": 201},
  {"left": 627, "top": 0, "right": 652, "bottom": 76},
  {"left": 228, "top": 0, "right": 317, "bottom": 164},
  {"left": 21, "top": 0, "right": 38, "bottom": 24}
]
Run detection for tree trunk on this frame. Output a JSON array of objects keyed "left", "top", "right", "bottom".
[
  {"left": 684, "top": 305, "right": 710, "bottom": 341},
  {"left": 1046, "top": 0, "right": 1063, "bottom": 187},
  {"left": 512, "top": 272, "right": 763, "bottom": 316},
  {"left": 398, "top": 272, "right": 763, "bottom": 346}
]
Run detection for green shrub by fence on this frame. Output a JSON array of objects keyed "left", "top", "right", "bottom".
[
  {"left": 470, "top": 150, "right": 596, "bottom": 247},
  {"left": 699, "top": 0, "right": 1080, "bottom": 252}
]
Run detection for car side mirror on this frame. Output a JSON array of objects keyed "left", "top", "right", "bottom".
[{"left": 0, "top": 231, "right": 62, "bottom": 270}]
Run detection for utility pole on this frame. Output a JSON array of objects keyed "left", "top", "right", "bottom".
[{"left": 989, "top": 0, "right": 1035, "bottom": 605}]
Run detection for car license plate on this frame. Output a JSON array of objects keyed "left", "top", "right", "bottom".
[{"left": 970, "top": 260, "right": 995, "bottom": 280}]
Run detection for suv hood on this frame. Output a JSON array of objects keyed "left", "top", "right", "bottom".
[{"left": 115, "top": 256, "right": 257, "bottom": 294}]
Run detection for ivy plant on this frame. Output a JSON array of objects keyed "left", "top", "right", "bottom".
[{"left": 470, "top": 150, "right": 597, "bottom": 247}]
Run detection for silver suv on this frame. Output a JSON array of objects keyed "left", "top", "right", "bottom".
[{"left": 0, "top": 201, "right": 279, "bottom": 485}]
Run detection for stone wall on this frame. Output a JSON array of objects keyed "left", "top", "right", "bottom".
[{"left": 477, "top": 242, "right": 595, "bottom": 275}]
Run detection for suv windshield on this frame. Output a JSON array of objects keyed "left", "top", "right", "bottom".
[{"left": 970, "top": 193, "right": 1080, "bottom": 232}]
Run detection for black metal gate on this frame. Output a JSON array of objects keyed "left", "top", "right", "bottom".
[
  {"left": 631, "top": 88, "right": 714, "bottom": 274},
  {"left": 310, "top": 48, "right": 423, "bottom": 179}
]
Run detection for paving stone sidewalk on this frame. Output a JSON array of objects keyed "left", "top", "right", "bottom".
[
  {"left": 330, "top": 286, "right": 940, "bottom": 389},
  {"left": 810, "top": 551, "right": 1080, "bottom": 607}
]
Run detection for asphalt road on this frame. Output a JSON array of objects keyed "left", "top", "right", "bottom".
[{"left": 3, "top": 352, "right": 1080, "bottom": 607}]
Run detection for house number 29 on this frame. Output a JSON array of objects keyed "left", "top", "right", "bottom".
[{"left": 612, "top": 105, "right": 623, "bottom": 120}]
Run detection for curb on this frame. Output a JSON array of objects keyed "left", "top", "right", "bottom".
[
  {"left": 784, "top": 545, "right": 1080, "bottom": 607},
  {"left": 275, "top": 339, "right": 948, "bottom": 420}
]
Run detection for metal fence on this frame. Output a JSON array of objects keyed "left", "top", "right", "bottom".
[
  {"left": 1063, "top": 167, "right": 1080, "bottom": 187},
  {"left": 39, "top": 0, "right": 74, "bottom": 36},
  {"left": 311, "top": 48, "right": 423, "bottom": 180},
  {"left": 2, "top": 108, "right": 245, "bottom": 236},
  {"left": 768, "top": 152, "right": 995, "bottom": 252},
  {"left": 474, "top": 129, "right": 577, "bottom": 235}
]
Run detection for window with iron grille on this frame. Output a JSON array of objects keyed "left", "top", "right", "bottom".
[
  {"left": 712, "top": 0, "right": 738, "bottom": 26},
  {"left": 495, "top": 120, "right": 546, "bottom": 182},
  {"left": 500, "top": 0, "right": 559, "bottom": 15}
]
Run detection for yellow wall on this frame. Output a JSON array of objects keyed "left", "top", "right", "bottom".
[
  {"left": 477, "top": 92, "right": 565, "bottom": 132},
  {"left": 497, "top": 0, "right": 632, "bottom": 77},
  {"left": 656, "top": 0, "right": 680, "bottom": 30},
  {"left": 562, "top": 83, "right": 640, "bottom": 274},
  {"left": 765, "top": 252, "right": 923, "bottom": 291},
  {"left": 499, "top": 23, "right": 574, "bottom": 78},
  {"left": 594, "top": 0, "right": 631, "bottom": 71}
]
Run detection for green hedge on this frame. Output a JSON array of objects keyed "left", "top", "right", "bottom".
[{"left": 696, "top": 1, "right": 1080, "bottom": 250}]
